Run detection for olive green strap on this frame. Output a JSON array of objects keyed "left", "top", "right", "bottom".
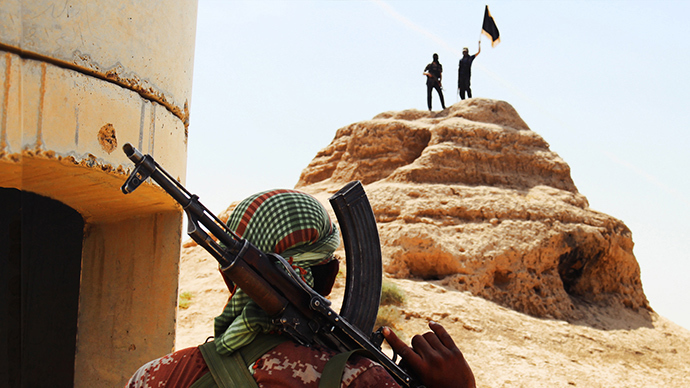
[
  {"left": 198, "top": 336, "right": 371, "bottom": 388},
  {"left": 197, "top": 335, "right": 289, "bottom": 388},
  {"left": 199, "top": 341, "right": 250, "bottom": 388},
  {"left": 188, "top": 371, "right": 216, "bottom": 388},
  {"left": 319, "top": 349, "right": 373, "bottom": 388}
]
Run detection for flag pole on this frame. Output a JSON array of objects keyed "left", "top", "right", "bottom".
[{"left": 478, "top": 5, "right": 484, "bottom": 44}]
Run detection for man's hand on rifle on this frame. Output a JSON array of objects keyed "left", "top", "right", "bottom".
[{"left": 383, "top": 321, "right": 476, "bottom": 388}]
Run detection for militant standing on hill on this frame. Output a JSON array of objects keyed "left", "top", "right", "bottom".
[
  {"left": 424, "top": 53, "right": 446, "bottom": 111},
  {"left": 458, "top": 42, "right": 481, "bottom": 100}
]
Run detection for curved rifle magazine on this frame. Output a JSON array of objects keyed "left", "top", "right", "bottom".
[{"left": 329, "top": 181, "right": 382, "bottom": 337}]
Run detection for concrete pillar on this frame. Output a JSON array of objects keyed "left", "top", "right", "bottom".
[{"left": 0, "top": 1, "right": 197, "bottom": 386}]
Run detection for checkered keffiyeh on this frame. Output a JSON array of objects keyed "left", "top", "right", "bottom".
[{"left": 213, "top": 189, "right": 340, "bottom": 355}]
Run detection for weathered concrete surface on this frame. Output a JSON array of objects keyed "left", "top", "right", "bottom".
[
  {"left": 0, "top": 1, "right": 197, "bottom": 386},
  {"left": 0, "top": 53, "right": 187, "bottom": 222},
  {"left": 0, "top": 0, "right": 196, "bottom": 125},
  {"left": 75, "top": 212, "right": 181, "bottom": 386}
]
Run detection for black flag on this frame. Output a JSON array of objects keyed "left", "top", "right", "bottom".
[{"left": 482, "top": 5, "right": 500, "bottom": 47}]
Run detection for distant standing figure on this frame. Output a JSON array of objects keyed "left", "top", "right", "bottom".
[
  {"left": 424, "top": 53, "right": 446, "bottom": 111},
  {"left": 458, "top": 42, "right": 481, "bottom": 100}
]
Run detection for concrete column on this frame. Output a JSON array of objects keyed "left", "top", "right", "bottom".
[{"left": 0, "top": 1, "right": 197, "bottom": 386}]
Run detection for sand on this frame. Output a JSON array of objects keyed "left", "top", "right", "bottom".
[{"left": 175, "top": 243, "right": 690, "bottom": 387}]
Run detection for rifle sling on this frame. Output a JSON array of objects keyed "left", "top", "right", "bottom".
[
  {"left": 196, "top": 334, "right": 288, "bottom": 388},
  {"left": 318, "top": 349, "right": 376, "bottom": 388},
  {"left": 195, "top": 335, "right": 373, "bottom": 388}
]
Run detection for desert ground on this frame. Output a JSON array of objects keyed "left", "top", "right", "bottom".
[{"left": 176, "top": 242, "right": 690, "bottom": 388}]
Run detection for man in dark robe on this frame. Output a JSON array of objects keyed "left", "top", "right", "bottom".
[
  {"left": 424, "top": 53, "right": 446, "bottom": 111},
  {"left": 458, "top": 42, "right": 481, "bottom": 100}
]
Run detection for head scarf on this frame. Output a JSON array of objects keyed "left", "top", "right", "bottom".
[{"left": 213, "top": 189, "right": 340, "bottom": 355}]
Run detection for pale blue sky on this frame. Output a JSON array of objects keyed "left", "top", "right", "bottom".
[{"left": 187, "top": 0, "right": 690, "bottom": 330}]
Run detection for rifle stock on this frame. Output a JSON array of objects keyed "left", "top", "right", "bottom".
[{"left": 120, "top": 143, "right": 423, "bottom": 387}]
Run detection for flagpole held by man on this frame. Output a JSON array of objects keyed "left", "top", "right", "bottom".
[{"left": 457, "top": 5, "right": 500, "bottom": 100}]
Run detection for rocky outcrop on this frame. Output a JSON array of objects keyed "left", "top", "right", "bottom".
[{"left": 296, "top": 98, "right": 649, "bottom": 321}]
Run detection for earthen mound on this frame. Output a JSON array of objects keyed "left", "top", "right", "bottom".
[{"left": 296, "top": 98, "right": 649, "bottom": 321}]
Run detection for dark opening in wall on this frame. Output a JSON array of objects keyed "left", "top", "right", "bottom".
[
  {"left": 558, "top": 247, "right": 586, "bottom": 295},
  {"left": 1, "top": 188, "right": 84, "bottom": 388},
  {"left": 557, "top": 244, "right": 603, "bottom": 297}
]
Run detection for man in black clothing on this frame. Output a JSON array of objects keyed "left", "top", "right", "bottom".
[
  {"left": 458, "top": 42, "right": 481, "bottom": 100},
  {"left": 424, "top": 53, "right": 446, "bottom": 111}
]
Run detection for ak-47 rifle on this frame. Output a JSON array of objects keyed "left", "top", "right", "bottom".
[
  {"left": 423, "top": 72, "right": 443, "bottom": 90},
  {"left": 120, "top": 144, "right": 424, "bottom": 388}
]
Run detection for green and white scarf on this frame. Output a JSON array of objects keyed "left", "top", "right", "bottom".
[{"left": 213, "top": 189, "right": 340, "bottom": 356}]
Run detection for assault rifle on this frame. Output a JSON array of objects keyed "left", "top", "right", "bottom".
[{"left": 120, "top": 144, "right": 424, "bottom": 388}]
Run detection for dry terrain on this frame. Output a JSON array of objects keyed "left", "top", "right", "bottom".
[
  {"left": 176, "top": 243, "right": 690, "bottom": 387},
  {"left": 176, "top": 100, "right": 690, "bottom": 387}
]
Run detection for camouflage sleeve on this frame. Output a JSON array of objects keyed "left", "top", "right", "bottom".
[
  {"left": 252, "top": 340, "right": 401, "bottom": 387},
  {"left": 124, "top": 346, "right": 208, "bottom": 388}
]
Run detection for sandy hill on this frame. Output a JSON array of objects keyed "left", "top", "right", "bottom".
[{"left": 176, "top": 99, "right": 690, "bottom": 387}]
